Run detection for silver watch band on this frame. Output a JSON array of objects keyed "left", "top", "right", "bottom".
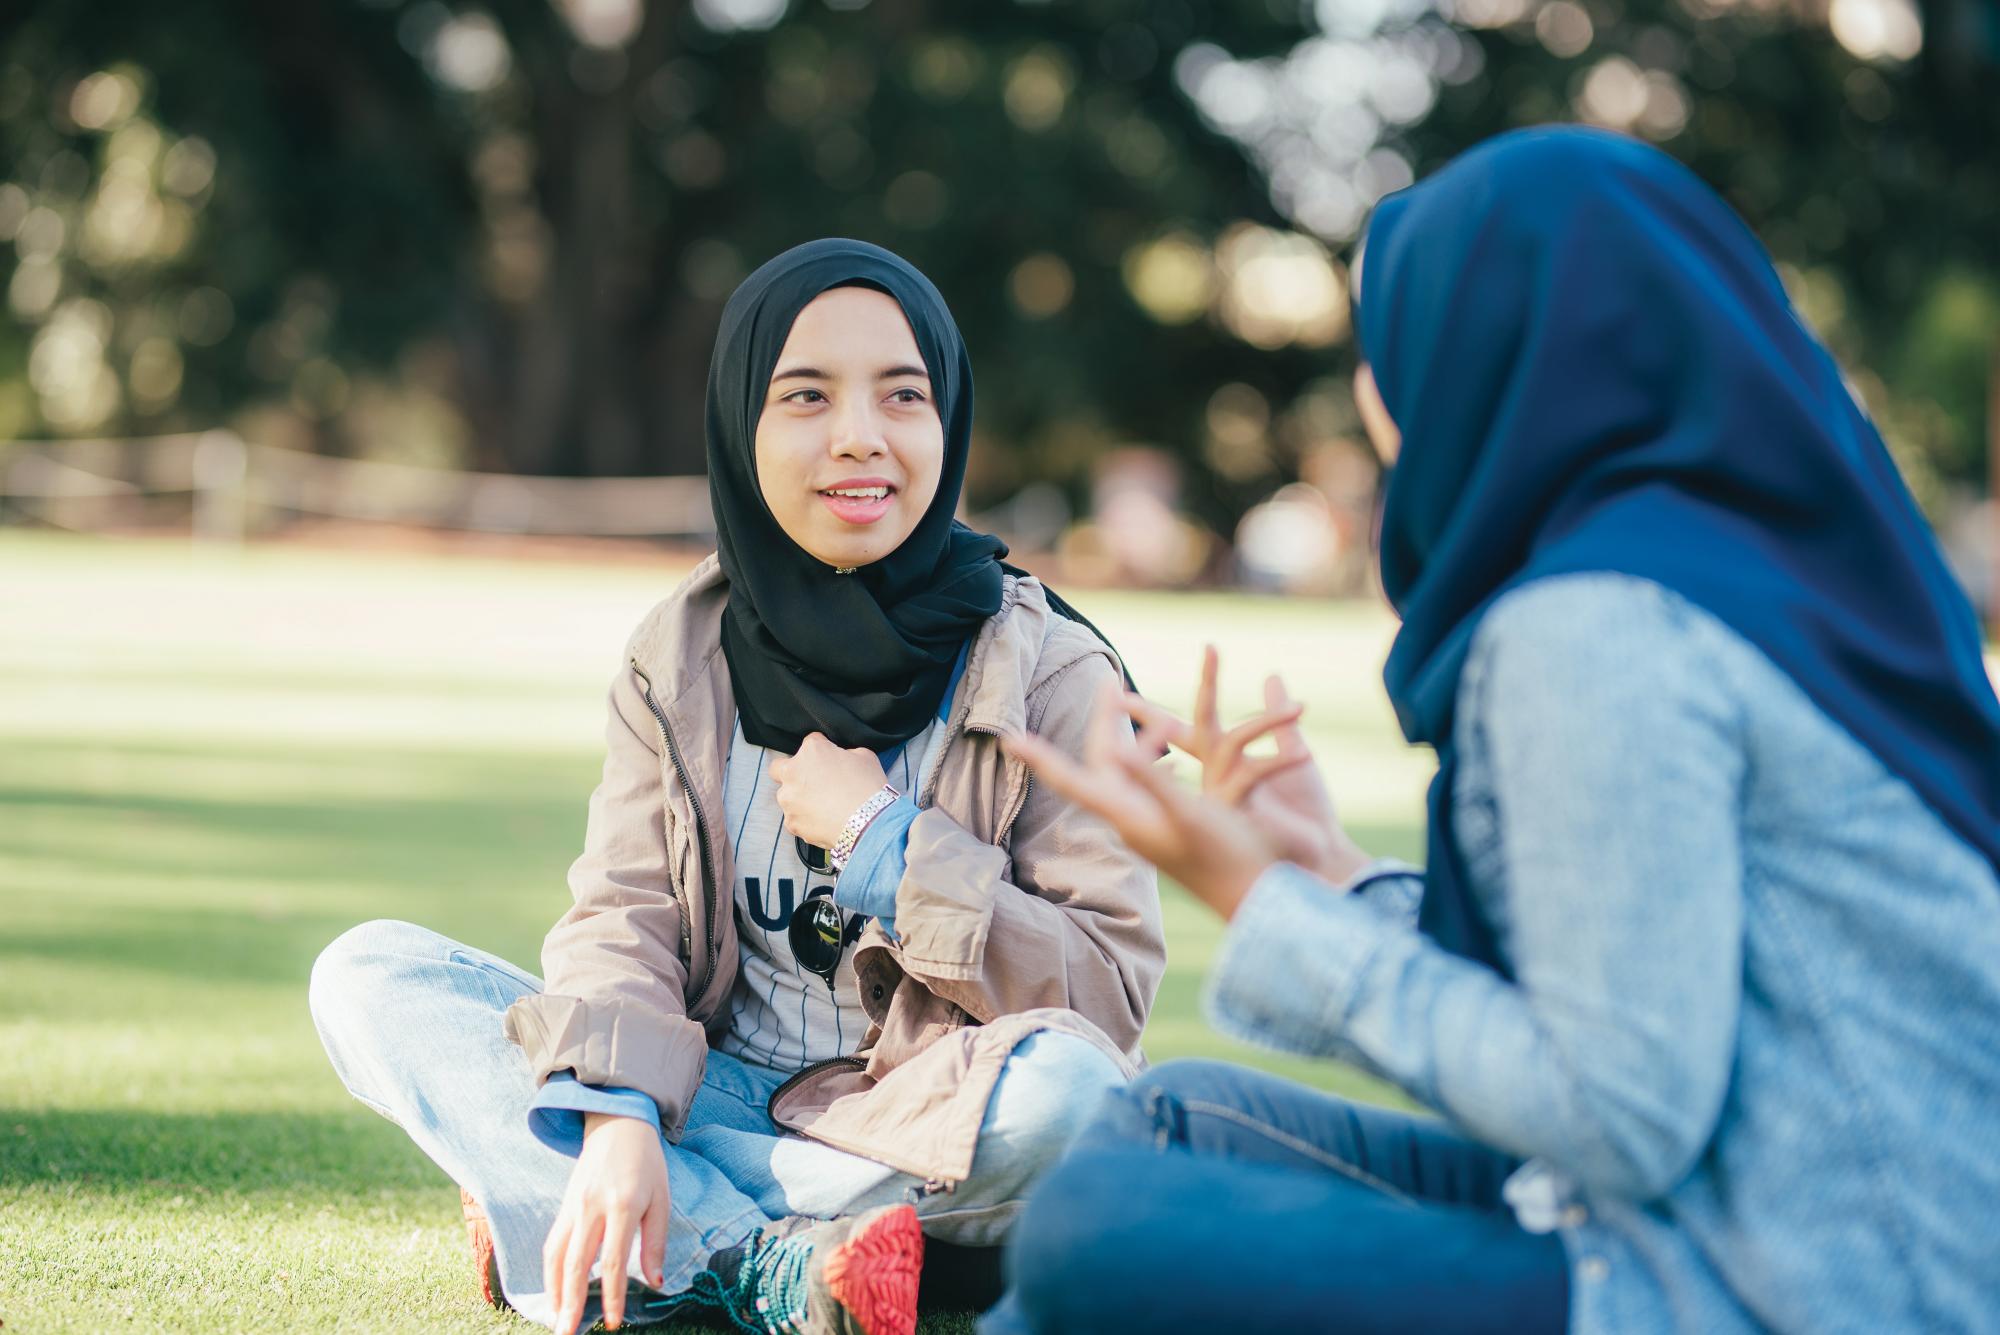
[{"left": 830, "top": 785, "right": 900, "bottom": 871}]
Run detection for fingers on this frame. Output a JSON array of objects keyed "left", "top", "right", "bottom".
[
  {"left": 1113, "top": 744, "right": 1208, "bottom": 826},
  {"left": 560, "top": 1209, "right": 602, "bottom": 1335},
  {"left": 1122, "top": 693, "right": 1191, "bottom": 755},
  {"left": 599, "top": 1204, "right": 635, "bottom": 1329},
  {"left": 1081, "top": 677, "right": 1132, "bottom": 771},
  {"left": 1264, "top": 675, "right": 1311, "bottom": 759},
  {"left": 1004, "top": 731, "right": 1117, "bottom": 820},
  {"left": 1209, "top": 704, "right": 1305, "bottom": 788},
  {"left": 1004, "top": 728, "right": 1167, "bottom": 851},
  {"left": 1192, "top": 644, "right": 1221, "bottom": 745},
  {"left": 640, "top": 1195, "right": 668, "bottom": 1292},
  {"left": 1214, "top": 750, "right": 1314, "bottom": 806},
  {"left": 1131, "top": 710, "right": 1176, "bottom": 762},
  {"left": 542, "top": 1212, "right": 571, "bottom": 1330},
  {"left": 1119, "top": 680, "right": 1180, "bottom": 762}
]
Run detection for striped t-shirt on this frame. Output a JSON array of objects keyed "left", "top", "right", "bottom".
[{"left": 713, "top": 717, "right": 940, "bottom": 1074}]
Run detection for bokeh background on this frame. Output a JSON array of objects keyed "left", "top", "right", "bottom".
[
  {"left": 2, "top": 0, "right": 1997, "bottom": 595},
  {"left": 3, "top": 1, "right": 1997, "bottom": 1331}
]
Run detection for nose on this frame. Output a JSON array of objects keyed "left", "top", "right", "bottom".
[{"left": 830, "top": 396, "right": 887, "bottom": 461}]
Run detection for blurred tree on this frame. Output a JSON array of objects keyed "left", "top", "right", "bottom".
[
  {"left": 0, "top": 0, "right": 1342, "bottom": 532},
  {"left": 2, "top": 0, "right": 1995, "bottom": 535},
  {"left": 1179, "top": 0, "right": 2000, "bottom": 507}
]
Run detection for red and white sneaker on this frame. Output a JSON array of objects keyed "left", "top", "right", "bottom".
[
  {"left": 459, "top": 1188, "right": 507, "bottom": 1311},
  {"left": 628, "top": 1202, "right": 924, "bottom": 1335}
]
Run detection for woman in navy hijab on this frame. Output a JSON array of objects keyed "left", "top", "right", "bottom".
[{"left": 990, "top": 128, "right": 2000, "bottom": 1333}]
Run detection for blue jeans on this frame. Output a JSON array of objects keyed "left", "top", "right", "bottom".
[
  {"left": 308, "top": 919, "right": 1124, "bottom": 1330},
  {"left": 985, "top": 1059, "right": 1569, "bottom": 1334}
]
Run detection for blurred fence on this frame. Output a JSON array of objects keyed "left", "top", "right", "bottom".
[
  {"left": 8, "top": 431, "right": 1997, "bottom": 624},
  {"left": 0, "top": 433, "right": 715, "bottom": 542}
]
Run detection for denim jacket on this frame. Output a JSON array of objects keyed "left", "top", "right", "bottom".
[{"left": 1207, "top": 573, "right": 2000, "bottom": 1334}]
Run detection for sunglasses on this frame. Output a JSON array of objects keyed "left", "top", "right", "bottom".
[{"left": 791, "top": 837, "right": 849, "bottom": 988}]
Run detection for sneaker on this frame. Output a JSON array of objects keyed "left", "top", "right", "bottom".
[
  {"left": 460, "top": 1188, "right": 507, "bottom": 1311},
  {"left": 635, "top": 1202, "right": 923, "bottom": 1335}
]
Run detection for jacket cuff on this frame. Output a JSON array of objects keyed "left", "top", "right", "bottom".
[
  {"left": 1346, "top": 858, "right": 1425, "bottom": 928},
  {"left": 528, "top": 1074, "right": 662, "bottom": 1154},
  {"left": 1202, "top": 862, "right": 1401, "bottom": 1058},
  {"left": 502, "top": 993, "right": 708, "bottom": 1141},
  {"left": 833, "top": 796, "right": 918, "bottom": 938}
]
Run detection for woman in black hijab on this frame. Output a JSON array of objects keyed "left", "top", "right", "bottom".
[
  {"left": 309, "top": 239, "right": 1164, "bottom": 1335},
  {"left": 710, "top": 238, "right": 1006, "bottom": 754}
]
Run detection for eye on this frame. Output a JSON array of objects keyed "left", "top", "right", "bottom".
[
  {"left": 783, "top": 388, "right": 828, "bottom": 405},
  {"left": 887, "top": 387, "right": 928, "bottom": 405}
]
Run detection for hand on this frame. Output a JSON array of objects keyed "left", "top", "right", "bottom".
[
  {"left": 1125, "top": 645, "right": 1371, "bottom": 886},
  {"left": 770, "top": 733, "right": 892, "bottom": 850},
  {"left": 1003, "top": 678, "right": 1280, "bottom": 920},
  {"left": 543, "top": 1113, "right": 670, "bottom": 1334}
]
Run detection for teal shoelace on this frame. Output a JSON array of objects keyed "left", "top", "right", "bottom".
[{"left": 686, "top": 1229, "right": 817, "bottom": 1335}]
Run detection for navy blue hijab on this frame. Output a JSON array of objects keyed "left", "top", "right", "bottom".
[{"left": 1360, "top": 127, "right": 2000, "bottom": 972}]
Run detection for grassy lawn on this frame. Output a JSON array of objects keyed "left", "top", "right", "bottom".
[{"left": 0, "top": 531, "right": 1428, "bottom": 1332}]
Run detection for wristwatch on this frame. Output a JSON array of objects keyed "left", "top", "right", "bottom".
[{"left": 830, "top": 784, "right": 900, "bottom": 872}]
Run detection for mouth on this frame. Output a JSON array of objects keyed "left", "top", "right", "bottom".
[{"left": 816, "top": 479, "right": 898, "bottom": 525}]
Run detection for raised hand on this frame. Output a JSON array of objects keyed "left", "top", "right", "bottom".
[
  {"left": 1003, "top": 677, "right": 1280, "bottom": 920},
  {"left": 1123, "top": 645, "right": 1370, "bottom": 885}
]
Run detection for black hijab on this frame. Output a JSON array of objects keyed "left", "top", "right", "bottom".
[{"left": 707, "top": 238, "right": 1004, "bottom": 753}]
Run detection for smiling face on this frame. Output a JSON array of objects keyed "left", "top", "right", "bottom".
[{"left": 753, "top": 286, "right": 946, "bottom": 570}]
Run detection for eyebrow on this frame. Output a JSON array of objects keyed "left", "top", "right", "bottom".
[{"left": 769, "top": 364, "right": 931, "bottom": 383}]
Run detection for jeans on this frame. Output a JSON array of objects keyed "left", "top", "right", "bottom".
[
  {"left": 309, "top": 919, "right": 1124, "bottom": 1330},
  {"left": 985, "top": 1059, "right": 1569, "bottom": 1335}
]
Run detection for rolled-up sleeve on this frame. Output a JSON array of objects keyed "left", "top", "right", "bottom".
[
  {"left": 833, "top": 796, "right": 920, "bottom": 938},
  {"left": 527, "top": 1075, "right": 662, "bottom": 1154}
]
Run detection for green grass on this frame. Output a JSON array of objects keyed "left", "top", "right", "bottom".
[{"left": 0, "top": 531, "right": 1427, "bottom": 1332}]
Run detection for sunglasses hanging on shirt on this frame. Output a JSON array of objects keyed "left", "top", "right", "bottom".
[
  {"left": 796, "top": 836, "right": 837, "bottom": 876},
  {"left": 787, "top": 878, "right": 848, "bottom": 990}
]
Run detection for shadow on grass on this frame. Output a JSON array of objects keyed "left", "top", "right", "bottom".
[
  {"left": 0, "top": 736, "right": 595, "bottom": 981},
  {"left": 0, "top": 1106, "right": 442, "bottom": 1195},
  {"left": 0, "top": 742, "right": 594, "bottom": 890},
  {"left": 0, "top": 904, "right": 404, "bottom": 987}
]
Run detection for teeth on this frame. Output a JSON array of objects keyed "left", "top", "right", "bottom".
[{"left": 825, "top": 487, "right": 889, "bottom": 499}]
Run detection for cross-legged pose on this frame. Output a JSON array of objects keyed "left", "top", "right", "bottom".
[
  {"left": 311, "top": 239, "right": 1163, "bottom": 1335},
  {"left": 997, "top": 128, "right": 2000, "bottom": 1334}
]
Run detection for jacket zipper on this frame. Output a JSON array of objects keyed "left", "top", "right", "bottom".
[
  {"left": 765, "top": 1054, "right": 957, "bottom": 1195},
  {"left": 967, "top": 721, "right": 1034, "bottom": 847},
  {"left": 766, "top": 1054, "right": 867, "bottom": 1120},
  {"left": 631, "top": 660, "right": 721, "bottom": 1009}
]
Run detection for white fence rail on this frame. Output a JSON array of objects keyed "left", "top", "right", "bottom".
[{"left": 0, "top": 432, "right": 715, "bottom": 542}]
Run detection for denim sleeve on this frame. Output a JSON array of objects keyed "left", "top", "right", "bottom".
[
  {"left": 832, "top": 795, "right": 920, "bottom": 940},
  {"left": 1205, "top": 576, "right": 1747, "bottom": 1201},
  {"left": 528, "top": 1072, "right": 661, "bottom": 1154},
  {"left": 1347, "top": 858, "right": 1423, "bottom": 927}
]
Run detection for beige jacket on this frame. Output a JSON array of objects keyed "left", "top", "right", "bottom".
[{"left": 502, "top": 555, "right": 1164, "bottom": 1183}]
